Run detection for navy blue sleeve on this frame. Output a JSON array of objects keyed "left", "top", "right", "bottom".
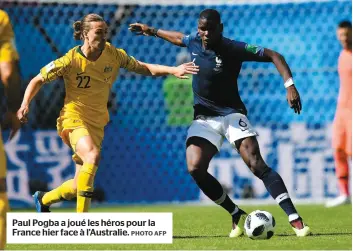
[
  {"left": 181, "top": 33, "right": 196, "bottom": 47},
  {"left": 229, "top": 41, "right": 268, "bottom": 62}
]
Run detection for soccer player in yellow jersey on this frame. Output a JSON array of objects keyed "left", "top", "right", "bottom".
[
  {"left": 0, "top": 9, "right": 22, "bottom": 250},
  {"left": 0, "top": 9, "right": 21, "bottom": 138},
  {"left": 17, "top": 13, "right": 198, "bottom": 213}
]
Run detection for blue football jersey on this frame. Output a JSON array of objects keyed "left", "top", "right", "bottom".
[{"left": 182, "top": 33, "right": 266, "bottom": 117}]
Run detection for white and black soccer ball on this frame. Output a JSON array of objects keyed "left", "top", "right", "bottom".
[{"left": 244, "top": 210, "right": 275, "bottom": 240}]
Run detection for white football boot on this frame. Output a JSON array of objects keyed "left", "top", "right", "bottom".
[
  {"left": 325, "top": 195, "right": 350, "bottom": 208},
  {"left": 290, "top": 217, "right": 311, "bottom": 237},
  {"left": 229, "top": 208, "right": 247, "bottom": 238}
]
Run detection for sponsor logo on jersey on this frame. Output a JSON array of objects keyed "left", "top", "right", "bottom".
[
  {"left": 104, "top": 76, "right": 112, "bottom": 83},
  {"left": 104, "top": 65, "right": 113, "bottom": 73}
]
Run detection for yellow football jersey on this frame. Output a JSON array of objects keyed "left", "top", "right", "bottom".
[
  {"left": 0, "top": 9, "right": 15, "bottom": 42},
  {"left": 40, "top": 42, "right": 143, "bottom": 127}
]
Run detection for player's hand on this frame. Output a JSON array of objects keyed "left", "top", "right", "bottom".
[
  {"left": 128, "top": 23, "right": 154, "bottom": 36},
  {"left": 173, "top": 62, "right": 199, "bottom": 79},
  {"left": 2, "top": 111, "right": 21, "bottom": 140},
  {"left": 17, "top": 104, "right": 29, "bottom": 124},
  {"left": 286, "top": 85, "right": 302, "bottom": 114}
]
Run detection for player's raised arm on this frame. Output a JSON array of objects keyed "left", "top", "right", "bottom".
[
  {"left": 116, "top": 48, "right": 198, "bottom": 78},
  {"left": 129, "top": 23, "right": 186, "bottom": 47},
  {"left": 133, "top": 60, "right": 198, "bottom": 79},
  {"left": 16, "top": 74, "right": 44, "bottom": 124}
]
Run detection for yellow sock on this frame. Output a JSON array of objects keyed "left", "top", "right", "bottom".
[
  {"left": 0, "top": 192, "right": 9, "bottom": 251},
  {"left": 77, "top": 163, "right": 97, "bottom": 213},
  {"left": 42, "top": 179, "right": 77, "bottom": 206}
]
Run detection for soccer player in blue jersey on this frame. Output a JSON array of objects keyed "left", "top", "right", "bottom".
[{"left": 129, "top": 9, "right": 311, "bottom": 237}]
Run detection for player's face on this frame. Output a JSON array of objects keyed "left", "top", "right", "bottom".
[
  {"left": 337, "top": 27, "right": 352, "bottom": 50},
  {"left": 85, "top": 21, "right": 108, "bottom": 51},
  {"left": 198, "top": 18, "right": 223, "bottom": 49}
]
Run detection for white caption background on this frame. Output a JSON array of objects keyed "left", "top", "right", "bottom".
[{"left": 7, "top": 213, "right": 173, "bottom": 244}]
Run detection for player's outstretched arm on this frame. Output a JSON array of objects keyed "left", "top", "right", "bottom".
[
  {"left": 129, "top": 23, "right": 185, "bottom": 47},
  {"left": 16, "top": 74, "right": 45, "bottom": 124},
  {"left": 133, "top": 61, "right": 198, "bottom": 79},
  {"left": 263, "top": 48, "right": 302, "bottom": 115}
]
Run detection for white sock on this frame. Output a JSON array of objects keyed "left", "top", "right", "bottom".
[{"left": 289, "top": 213, "right": 300, "bottom": 222}]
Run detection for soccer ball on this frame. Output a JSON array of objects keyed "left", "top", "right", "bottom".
[{"left": 244, "top": 210, "right": 275, "bottom": 240}]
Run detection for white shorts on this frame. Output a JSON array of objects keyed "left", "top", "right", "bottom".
[{"left": 186, "top": 113, "right": 258, "bottom": 151}]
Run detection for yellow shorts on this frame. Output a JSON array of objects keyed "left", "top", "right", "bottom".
[
  {"left": 0, "top": 40, "right": 19, "bottom": 63},
  {"left": 0, "top": 132, "right": 6, "bottom": 178},
  {"left": 56, "top": 117, "right": 104, "bottom": 164}
]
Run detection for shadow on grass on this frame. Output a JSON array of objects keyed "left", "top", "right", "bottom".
[
  {"left": 174, "top": 232, "right": 352, "bottom": 239},
  {"left": 173, "top": 235, "right": 226, "bottom": 239},
  {"left": 276, "top": 232, "right": 352, "bottom": 237}
]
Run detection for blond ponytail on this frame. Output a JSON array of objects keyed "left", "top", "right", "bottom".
[
  {"left": 72, "top": 14, "right": 105, "bottom": 41},
  {"left": 73, "top": 21, "right": 82, "bottom": 40}
]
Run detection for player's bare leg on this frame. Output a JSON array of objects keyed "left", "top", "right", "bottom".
[
  {"left": 186, "top": 136, "right": 246, "bottom": 237},
  {"left": 0, "top": 61, "right": 21, "bottom": 140},
  {"left": 325, "top": 149, "right": 351, "bottom": 208},
  {"left": 0, "top": 61, "right": 21, "bottom": 110},
  {"left": 236, "top": 136, "right": 311, "bottom": 237}
]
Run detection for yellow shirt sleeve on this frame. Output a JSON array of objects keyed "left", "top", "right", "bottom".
[
  {"left": 0, "top": 10, "right": 14, "bottom": 41},
  {"left": 116, "top": 48, "right": 147, "bottom": 73},
  {"left": 40, "top": 53, "right": 71, "bottom": 83}
]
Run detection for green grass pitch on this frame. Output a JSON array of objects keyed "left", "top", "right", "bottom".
[{"left": 7, "top": 204, "right": 352, "bottom": 250}]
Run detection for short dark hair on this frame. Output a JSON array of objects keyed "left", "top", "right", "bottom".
[
  {"left": 199, "top": 9, "right": 221, "bottom": 23},
  {"left": 338, "top": 20, "right": 352, "bottom": 29}
]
